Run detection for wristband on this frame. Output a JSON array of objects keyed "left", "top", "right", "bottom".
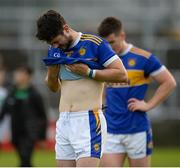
[{"left": 87, "top": 69, "right": 96, "bottom": 78}]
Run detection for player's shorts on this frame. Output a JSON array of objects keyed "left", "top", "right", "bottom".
[
  {"left": 104, "top": 129, "right": 153, "bottom": 159},
  {"left": 55, "top": 109, "right": 107, "bottom": 160}
]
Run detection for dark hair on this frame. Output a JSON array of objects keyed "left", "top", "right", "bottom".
[
  {"left": 98, "top": 17, "right": 123, "bottom": 37},
  {"left": 36, "top": 10, "right": 66, "bottom": 42},
  {"left": 16, "top": 66, "right": 33, "bottom": 76}
]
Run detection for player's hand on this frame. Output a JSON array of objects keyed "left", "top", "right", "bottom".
[
  {"left": 65, "top": 63, "right": 89, "bottom": 76},
  {"left": 128, "top": 98, "right": 150, "bottom": 112}
]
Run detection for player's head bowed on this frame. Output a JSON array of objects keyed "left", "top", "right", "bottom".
[{"left": 36, "top": 10, "right": 74, "bottom": 50}]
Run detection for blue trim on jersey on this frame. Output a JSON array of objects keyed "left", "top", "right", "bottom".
[
  {"left": 88, "top": 110, "right": 102, "bottom": 158},
  {"left": 146, "top": 129, "right": 153, "bottom": 155}
]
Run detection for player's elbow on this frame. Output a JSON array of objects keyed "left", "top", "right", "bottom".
[
  {"left": 117, "top": 69, "right": 128, "bottom": 83},
  {"left": 165, "top": 77, "right": 177, "bottom": 93},
  {"left": 168, "top": 78, "right": 177, "bottom": 91},
  {"left": 122, "top": 70, "right": 128, "bottom": 83},
  {"left": 48, "top": 84, "right": 59, "bottom": 92},
  {"left": 46, "top": 82, "right": 59, "bottom": 92}
]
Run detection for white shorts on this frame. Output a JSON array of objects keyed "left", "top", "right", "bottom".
[
  {"left": 105, "top": 130, "right": 153, "bottom": 159},
  {"left": 55, "top": 109, "right": 107, "bottom": 160}
]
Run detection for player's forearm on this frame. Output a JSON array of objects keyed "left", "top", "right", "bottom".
[
  {"left": 92, "top": 68, "right": 128, "bottom": 83},
  {"left": 45, "top": 75, "right": 61, "bottom": 92},
  {"left": 147, "top": 80, "right": 176, "bottom": 110},
  {"left": 45, "top": 65, "right": 61, "bottom": 92}
]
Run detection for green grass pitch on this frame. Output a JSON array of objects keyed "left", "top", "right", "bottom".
[{"left": 0, "top": 148, "right": 180, "bottom": 167}]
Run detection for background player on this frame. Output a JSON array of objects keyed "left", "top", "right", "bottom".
[
  {"left": 98, "top": 17, "right": 176, "bottom": 167},
  {"left": 36, "top": 10, "right": 128, "bottom": 167},
  {"left": 0, "top": 66, "right": 47, "bottom": 167}
]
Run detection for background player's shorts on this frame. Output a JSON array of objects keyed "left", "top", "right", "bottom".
[
  {"left": 104, "top": 129, "right": 153, "bottom": 159},
  {"left": 55, "top": 109, "right": 107, "bottom": 160}
]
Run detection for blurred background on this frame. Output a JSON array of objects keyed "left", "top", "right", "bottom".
[{"left": 0, "top": 0, "right": 179, "bottom": 166}]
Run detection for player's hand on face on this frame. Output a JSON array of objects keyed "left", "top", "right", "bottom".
[
  {"left": 128, "top": 98, "right": 150, "bottom": 112},
  {"left": 65, "top": 63, "right": 89, "bottom": 76}
]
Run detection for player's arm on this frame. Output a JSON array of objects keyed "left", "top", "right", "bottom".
[
  {"left": 66, "top": 57, "right": 128, "bottom": 83},
  {"left": 146, "top": 69, "right": 176, "bottom": 109},
  {"left": 95, "top": 40, "right": 128, "bottom": 83},
  {"left": 45, "top": 65, "right": 61, "bottom": 92},
  {"left": 91, "top": 57, "right": 127, "bottom": 83},
  {"left": 67, "top": 39, "right": 127, "bottom": 83},
  {"left": 128, "top": 68, "right": 176, "bottom": 112}
]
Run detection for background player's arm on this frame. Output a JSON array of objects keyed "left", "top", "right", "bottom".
[
  {"left": 66, "top": 58, "right": 128, "bottom": 83},
  {"left": 45, "top": 65, "right": 61, "bottom": 92},
  {"left": 128, "top": 69, "right": 176, "bottom": 112}
]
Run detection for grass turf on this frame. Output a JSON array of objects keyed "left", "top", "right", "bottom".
[{"left": 0, "top": 147, "right": 180, "bottom": 167}]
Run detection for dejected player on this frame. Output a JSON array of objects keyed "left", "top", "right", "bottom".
[{"left": 98, "top": 17, "right": 176, "bottom": 167}]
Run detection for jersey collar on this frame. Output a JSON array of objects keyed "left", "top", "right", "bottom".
[
  {"left": 119, "top": 43, "right": 133, "bottom": 56},
  {"left": 69, "top": 32, "right": 82, "bottom": 49}
]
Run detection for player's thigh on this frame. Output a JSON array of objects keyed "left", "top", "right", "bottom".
[
  {"left": 100, "top": 133, "right": 126, "bottom": 167},
  {"left": 76, "top": 157, "right": 100, "bottom": 167},
  {"left": 126, "top": 130, "right": 153, "bottom": 167},
  {"left": 100, "top": 153, "right": 126, "bottom": 167},
  {"left": 71, "top": 110, "right": 107, "bottom": 160},
  {"left": 57, "top": 160, "right": 76, "bottom": 167},
  {"left": 55, "top": 113, "right": 76, "bottom": 161},
  {"left": 128, "top": 155, "right": 151, "bottom": 167}
]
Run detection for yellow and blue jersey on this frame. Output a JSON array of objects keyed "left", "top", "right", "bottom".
[
  {"left": 105, "top": 44, "right": 165, "bottom": 134},
  {"left": 43, "top": 33, "right": 118, "bottom": 80}
]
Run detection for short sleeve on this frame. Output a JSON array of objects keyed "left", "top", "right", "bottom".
[
  {"left": 144, "top": 55, "right": 165, "bottom": 76},
  {"left": 97, "top": 40, "right": 119, "bottom": 67}
]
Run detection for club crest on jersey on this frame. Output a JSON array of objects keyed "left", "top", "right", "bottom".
[
  {"left": 128, "top": 59, "right": 136, "bottom": 67},
  {"left": 94, "top": 143, "right": 99, "bottom": 152},
  {"left": 79, "top": 47, "right": 86, "bottom": 56}
]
